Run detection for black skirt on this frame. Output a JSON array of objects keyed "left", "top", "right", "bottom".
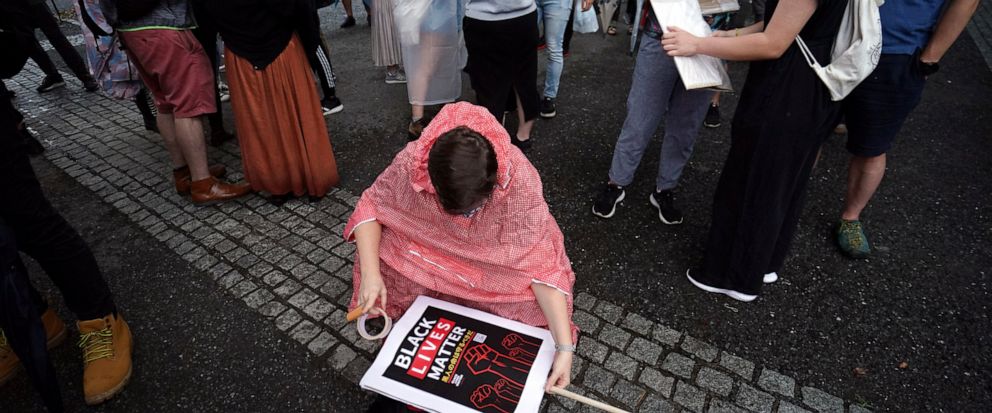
[{"left": 463, "top": 11, "right": 540, "bottom": 123}]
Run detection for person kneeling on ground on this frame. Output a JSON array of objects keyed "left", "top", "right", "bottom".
[{"left": 343, "top": 102, "right": 578, "bottom": 409}]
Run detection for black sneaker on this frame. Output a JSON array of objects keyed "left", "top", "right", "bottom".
[
  {"left": 703, "top": 104, "right": 721, "bottom": 128},
  {"left": 341, "top": 16, "right": 356, "bottom": 28},
  {"left": 539, "top": 97, "right": 557, "bottom": 119},
  {"left": 83, "top": 77, "right": 100, "bottom": 92},
  {"left": 649, "top": 190, "right": 683, "bottom": 225},
  {"left": 36, "top": 76, "right": 65, "bottom": 93},
  {"left": 592, "top": 184, "right": 625, "bottom": 218},
  {"left": 321, "top": 96, "right": 344, "bottom": 116}
]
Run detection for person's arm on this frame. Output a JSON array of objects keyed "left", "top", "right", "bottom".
[
  {"left": 661, "top": 0, "right": 816, "bottom": 61},
  {"left": 581, "top": 0, "right": 593, "bottom": 11},
  {"left": 354, "top": 220, "right": 387, "bottom": 313},
  {"left": 920, "top": 0, "right": 980, "bottom": 63},
  {"left": 712, "top": 21, "right": 765, "bottom": 38},
  {"left": 532, "top": 283, "right": 573, "bottom": 392}
]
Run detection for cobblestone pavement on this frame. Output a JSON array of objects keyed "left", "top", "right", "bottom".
[
  {"left": 5, "top": 56, "right": 878, "bottom": 413},
  {"left": 967, "top": 0, "right": 992, "bottom": 70}
]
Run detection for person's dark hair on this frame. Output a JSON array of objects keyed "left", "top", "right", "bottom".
[{"left": 428, "top": 126, "right": 498, "bottom": 215}]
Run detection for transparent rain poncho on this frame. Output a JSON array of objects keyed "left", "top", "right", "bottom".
[{"left": 393, "top": 0, "right": 468, "bottom": 105}]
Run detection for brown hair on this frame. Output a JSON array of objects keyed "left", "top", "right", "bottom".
[{"left": 427, "top": 126, "right": 498, "bottom": 214}]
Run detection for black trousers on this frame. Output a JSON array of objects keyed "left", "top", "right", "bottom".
[
  {"left": 1, "top": 219, "right": 64, "bottom": 412},
  {"left": 307, "top": 34, "right": 337, "bottom": 100},
  {"left": 25, "top": 2, "right": 91, "bottom": 82},
  {"left": 464, "top": 11, "right": 540, "bottom": 123},
  {"left": 0, "top": 99, "right": 115, "bottom": 321}
]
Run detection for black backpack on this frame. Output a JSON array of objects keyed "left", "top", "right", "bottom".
[{"left": 0, "top": 5, "right": 33, "bottom": 79}]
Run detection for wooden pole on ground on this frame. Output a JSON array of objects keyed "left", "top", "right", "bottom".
[{"left": 550, "top": 387, "right": 631, "bottom": 413}]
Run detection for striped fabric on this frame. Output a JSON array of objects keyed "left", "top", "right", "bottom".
[{"left": 371, "top": 0, "right": 404, "bottom": 67}]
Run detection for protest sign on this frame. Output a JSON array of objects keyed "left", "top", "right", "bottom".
[{"left": 361, "top": 296, "right": 555, "bottom": 413}]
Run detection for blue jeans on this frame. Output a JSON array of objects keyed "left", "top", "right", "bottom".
[
  {"left": 608, "top": 36, "right": 712, "bottom": 191},
  {"left": 537, "top": 0, "right": 571, "bottom": 99}
]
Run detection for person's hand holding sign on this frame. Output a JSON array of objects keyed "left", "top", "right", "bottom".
[{"left": 546, "top": 350, "right": 573, "bottom": 392}]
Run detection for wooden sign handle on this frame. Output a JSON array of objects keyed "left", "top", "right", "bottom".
[{"left": 550, "top": 387, "right": 631, "bottom": 413}]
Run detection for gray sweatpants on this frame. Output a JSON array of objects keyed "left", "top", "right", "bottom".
[{"left": 608, "top": 36, "right": 712, "bottom": 192}]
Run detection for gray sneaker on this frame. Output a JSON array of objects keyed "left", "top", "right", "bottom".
[{"left": 385, "top": 70, "right": 407, "bottom": 84}]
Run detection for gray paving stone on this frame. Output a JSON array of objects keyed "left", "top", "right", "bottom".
[
  {"left": 662, "top": 352, "right": 695, "bottom": 379},
  {"left": 277, "top": 254, "right": 305, "bottom": 272},
  {"left": 230, "top": 280, "right": 258, "bottom": 298},
  {"left": 289, "top": 320, "right": 321, "bottom": 345},
  {"left": 697, "top": 367, "right": 733, "bottom": 397},
  {"left": 243, "top": 289, "right": 276, "bottom": 309},
  {"left": 757, "top": 368, "right": 795, "bottom": 397},
  {"left": 573, "top": 309, "right": 602, "bottom": 334},
  {"left": 274, "top": 309, "right": 302, "bottom": 331},
  {"left": 218, "top": 272, "right": 244, "bottom": 289},
  {"left": 736, "top": 384, "right": 774, "bottom": 413},
  {"left": 673, "top": 381, "right": 706, "bottom": 413},
  {"left": 800, "top": 387, "right": 844, "bottom": 413},
  {"left": 331, "top": 242, "right": 355, "bottom": 258},
  {"left": 574, "top": 291, "right": 597, "bottom": 311},
  {"left": 681, "top": 335, "right": 719, "bottom": 362},
  {"left": 652, "top": 324, "right": 683, "bottom": 347},
  {"left": 288, "top": 288, "right": 319, "bottom": 309},
  {"left": 323, "top": 255, "right": 347, "bottom": 275},
  {"left": 303, "top": 298, "right": 335, "bottom": 321},
  {"left": 593, "top": 300, "right": 624, "bottom": 323},
  {"left": 327, "top": 345, "right": 358, "bottom": 371},
  {"left": 719, "top": 352, "right": 755, "bottom": 379},
  {"left": 306, "top": 248, "right": 333, "bottom": 265},
  {"left": 638, "top": 367, "right": 674, "bottom": 397},
  {"left": 342, "top": 357, "right": 372, "bottom": 385},
  {"left": 292, "top": 262, "right": 319, "bottom": 280},
  {"left": 638, "top": 395, "right": 676, "bottom": 413},
  {"left": 263, "top": 270, "right": 289, "bottom": 287},
  {"left": 209, "top": 263, "right": 234, "bottom": 280},
  {"left": 604, "top": 352, "right": 639, "bottom": 380},
  {"left": 578, "top": 338, "right": 609, "bottom": 364},
  {"left": 319, "top": 277, "right": 350, "bottom": 298},
  {"left": 609, "top": 379, "right": 647, "bottom": 409},
  {"left": 708, "top": 399, "right": 748, "bottom": 413},
  {"left": 302, "top": 271, "right": 332, "bottom": 289},
  {"left": 621, "top": 312, "right": 654, "bottom": 335},
  {"left": 582, "top": 364, "right": 617, "bottom": 396},
  {"left": 274, "top": 279, "right": 303, "bottom": 298},
  {"left": 778, "top": 401, "right": 813, "bottom": 413},
  {"left": 193, "top": 255, "right": 220, "bottom": 272},
  {"left": 598, "top": 324, "right": 632, "bottom": 350},
  {"left": 307, "top": 332, "right": 338, "bottom": 356},
  {"left": 628, "top": 337, "right": 664, "bottom": 364}
]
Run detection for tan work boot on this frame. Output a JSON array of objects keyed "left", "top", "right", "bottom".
[
  {"left": 77, "top": 313, "right": 133, "bottom": 405},
  {"left": 173, "top": 164, "right": 228, "bottom": 194},
  {"left": 0, "top": 307, "right": 67, "bottom": 386}
]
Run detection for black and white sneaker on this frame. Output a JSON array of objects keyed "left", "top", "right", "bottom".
[
  {"left": 592, "top": 184, "right": 625, "bottom": 218},
  {"left": 703, "top": 104, "right": 721, "bottom": 128},
  {"left": 649, "top": 190, "right": 683, "bottom": 225},
  {"left": 539, "top": 97, "right": 557, "bottom": 118},
  {"left": 321, "top": 96, "right": 344, "bottom": 116},
  {"left": 36, "top": 76, "right": 65, "bottom": 93}
]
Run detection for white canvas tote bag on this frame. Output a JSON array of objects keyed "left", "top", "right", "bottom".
[{"left": 795, "top": 0, "right": 884, "bottom": 101}]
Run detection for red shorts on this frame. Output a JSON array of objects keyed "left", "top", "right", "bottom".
[{"left": 120, "top": 29, "right": 216, "bottom": 118}]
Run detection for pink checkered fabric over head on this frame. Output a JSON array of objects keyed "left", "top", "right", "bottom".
[{"left": 342, "top": 102, "right": 577, "bottom": 341}]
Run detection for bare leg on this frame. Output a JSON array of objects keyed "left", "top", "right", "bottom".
[
  {"left": 514, "top": 91, "right": 534, "bottom": 141},
  {"left": 155, "top": 113, "right": 186, "bottom": 169},
  {"left": 342, "top": 0, "right": 354, "bottom": 17},
  {"left": 412, "top": 104, "right": 424, "bottom": 121},
  {"left": 841, "top": 154, "right": 887, "bottom": 221},
  {"left": 710, "top": 91, "right": 721, "bottom": 105},
  {"left": 173, "top": 117, "right": 211, "bottom": 181}
]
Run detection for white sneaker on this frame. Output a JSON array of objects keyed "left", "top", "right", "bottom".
[
  {"left": 763, "top": 272, "right": 778, "bottom": 284},
  {"left": 686, "top": 269, "right": 758, "bottom": 302}
]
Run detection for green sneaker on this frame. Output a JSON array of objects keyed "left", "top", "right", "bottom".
[{"left": 837, "top": 219, "right": 871, "bottom": 258}]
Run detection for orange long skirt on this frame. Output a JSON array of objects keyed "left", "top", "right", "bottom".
[{"left": 225, "top": 35, "right": 339, "bottom": 197}]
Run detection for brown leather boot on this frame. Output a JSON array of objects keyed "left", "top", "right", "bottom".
[
  {"left": 0, "top": 307, "right": 67, "bottom": 386},
  {"left": 190, "top": 176, "right": 251, "bottom": 205},
  {"left": 78, "top": 313, "right": 132, "bottom": 405},
  {"left": 173, "top": 164, "right": 228, "bottom": 194}
]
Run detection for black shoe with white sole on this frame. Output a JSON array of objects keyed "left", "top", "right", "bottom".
[
  {"left": 649, "top": 190, "right": 683, "bottom": 225},
  {"left": 703, "top": 104, "right": 721, "bottom": 128},
  {"left": 321, "top": 97, "right": 344, "bottom": 116},
  {"left": 539, "top": 97, "right": 557, "bottom": 118},
  {"left": 36, "top": 76, "right": 65, "bottom": 93},
  {"left": 592, "top": 184, "right": 625, "bottom": 218}
]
